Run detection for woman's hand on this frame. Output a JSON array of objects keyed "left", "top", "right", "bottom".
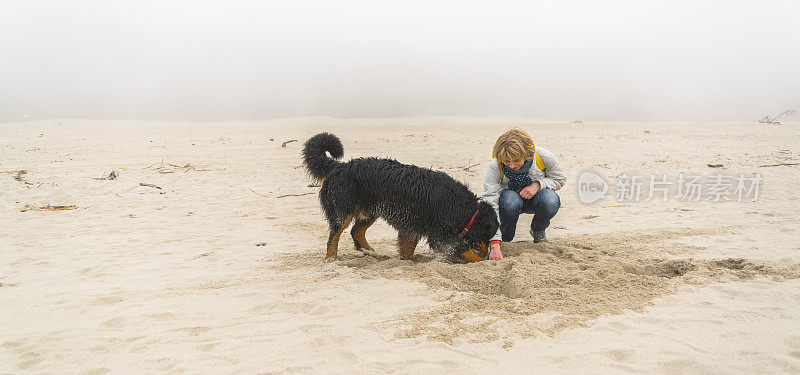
[
  {"left": 488, "top": 243, "right": 503, "bottom": 260},
  {"left": 519, "top": 181, "right": 541, "bottom": 199}
]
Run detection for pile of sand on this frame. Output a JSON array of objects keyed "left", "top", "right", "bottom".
[{"left": 273, "top": 226, "right": 800, "bottom": 344}]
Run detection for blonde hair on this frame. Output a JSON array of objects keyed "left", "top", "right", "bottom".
[{"left": 492, "top": 127, "right": 535, "bottom": 163}]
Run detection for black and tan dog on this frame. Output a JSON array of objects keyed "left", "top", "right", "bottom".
[{"left": 302, "top": 133, "right": 499, "bottom": 263}]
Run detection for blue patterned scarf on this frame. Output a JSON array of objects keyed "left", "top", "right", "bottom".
[{"left": 500, "top": 159, "right": 534, "bottom": 193}]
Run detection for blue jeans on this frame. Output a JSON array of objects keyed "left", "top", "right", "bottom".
[{"left": 499, "top": 188, "right": 561, "bottom": 242}]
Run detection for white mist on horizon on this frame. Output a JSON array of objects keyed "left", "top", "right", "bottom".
[{"left": 1, "top": 0, "right": 798, "bottom": 123}]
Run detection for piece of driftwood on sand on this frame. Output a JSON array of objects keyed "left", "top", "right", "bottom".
[
  {"left": 758, "top": 162, "right": 800, "bottom": 168},
  {"left": 3, "top": 170, "right": 32, "bottom": 185},
  {"left": 139, "top": 183, "right": 162, "bottom": 190},
  {"left": 20, "top": 204, "right": 78, "bottom": 212},
  {"left": 93, "top": 171, "right": 119, "bottom": 180},
  {"left": 145, "top": 160, "right": 211, "bottom": 173},
  {"left": 276, "top": 192, "right": 315, "bottom": 198},
  {"left": 759, "top": 110, "right": 795, "bottom": 125}
]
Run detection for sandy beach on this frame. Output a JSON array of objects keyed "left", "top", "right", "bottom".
[{"left": 2, "top": 118, "right": 800, "bottom": 374}]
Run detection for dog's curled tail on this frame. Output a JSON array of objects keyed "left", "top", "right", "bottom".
[{"left": 302, "top": 132, "right": 344, "bottom": 180}]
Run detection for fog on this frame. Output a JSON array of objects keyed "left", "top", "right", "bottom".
[{"left": 1, "top": 0, "right": 798, "bottom": 122}]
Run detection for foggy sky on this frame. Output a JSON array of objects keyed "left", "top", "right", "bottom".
[{"left": 1, "top": 0, "right": 798, "bottom": 122}]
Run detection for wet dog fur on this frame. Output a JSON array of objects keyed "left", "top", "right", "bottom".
[{"left": 302, "top": 132, "right": 499, "bottom": 262}]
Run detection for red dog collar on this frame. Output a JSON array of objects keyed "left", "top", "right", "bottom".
[{"left": 459, "top": 208, "right": 480, "bottom": 237}]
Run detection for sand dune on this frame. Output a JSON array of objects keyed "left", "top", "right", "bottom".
[{"left": 2, "top": 119, "right": 799, "bottom": 373}]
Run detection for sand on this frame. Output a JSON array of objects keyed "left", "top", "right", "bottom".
[{"left": 2, "top": 118, "right": 800, "bottom": 374}]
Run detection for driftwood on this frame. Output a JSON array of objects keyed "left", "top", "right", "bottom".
[
  {"left": 13, "top": 170, "right": 27, "bottom": 182},
  {"left": 281, "top": 139, "right": 298, "bottom": 147},
  {"left": 759, "top": 110, "right": 795, "bottom": 125},
  {"left": 93, "top": 171, "right": 118, "bottom": 180},
  {"left": 758, "top": 162, "right": 800, "bottom": 168},
  {"left": 139, "top": 183, "right": 162, "bottom": 190},
  {"left": 3, "top": 170, "right": 32, "bottom": 184},
  {"left": 454, "top": 157, "right": 481, "bottom": 173},
  {"left": 248, "top": 188, "right": 269, "bottom": 197},
  {"left": 276, "top": 192, "right": 315, "bottom": 198},
  {"left": 145, "top": 160, "right": 210, "bottom": 173},
  {"left": 21, "top": 204, "right": 78, "bottom": 212},
  {"left": 461, "top": 163, "right": 481, "bottom": 172},
  {"left": 707, "top": 164, "right": 724, "bottom": 168},
  {"left": 249, "top": 188, "right": 314, "bottom": 198}
]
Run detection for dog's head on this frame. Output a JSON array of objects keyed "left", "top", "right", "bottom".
[{"left": 460, "top": 200, "right": 499, "bottom": 262}]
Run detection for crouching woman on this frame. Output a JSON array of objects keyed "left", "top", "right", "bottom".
[{"left": 481, "top": 128, "right": 567, "bottom": 260}]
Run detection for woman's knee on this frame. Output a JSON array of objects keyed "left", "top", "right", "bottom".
[
  {"left": 537, "top": 189, "right": 561, "bottom": 215},
  {"left": 499, "top": 190, "right": 524, "bottom": 213}
]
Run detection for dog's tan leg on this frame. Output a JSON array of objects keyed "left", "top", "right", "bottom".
[
  {"left": 326, "top": 213, "right": 353, "bottom": 260},
  {"left": 351, "top": 217, "right": 377, "bottom": 251},
  {"left": 397, "top": 235, "right": 419, "bottom": 260}
]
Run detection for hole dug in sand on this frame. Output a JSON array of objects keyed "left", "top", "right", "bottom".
[{"left": 283, "top": 227, "right": 800, "bottom": 344}]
